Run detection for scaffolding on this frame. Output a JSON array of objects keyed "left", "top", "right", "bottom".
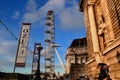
[{"left": 44, "top": 10, "right": 55, "bottom": 79}]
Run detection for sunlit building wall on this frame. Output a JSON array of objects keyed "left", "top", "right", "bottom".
[{"left": 79, "top": 0, "right": 120, "bottom": 79}]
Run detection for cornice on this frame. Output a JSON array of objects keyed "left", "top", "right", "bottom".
[
  {"left": 87, "top": 0, "right": 96, "bottom": 6},
  {"left": 103, "top": 36, "right": 120, "bottom": 55},
  {"left": 85, "top": 57, "right": 96, "bottom": 65}
]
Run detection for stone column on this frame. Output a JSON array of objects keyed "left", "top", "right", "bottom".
[{"left": 87, "top": 0, "right": 102, "bottom": 63}]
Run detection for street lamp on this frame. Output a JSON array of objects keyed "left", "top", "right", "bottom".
[{"left": 34, "top": 43, "right": 43, "bottom": 80}]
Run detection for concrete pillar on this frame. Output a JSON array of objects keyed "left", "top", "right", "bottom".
[{"left": 87, "top": 1, "right": 102, "bottom": 63}]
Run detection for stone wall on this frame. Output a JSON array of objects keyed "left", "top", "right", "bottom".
[{"left": 79, "top": 0, "right": 120, "bottom": 79}]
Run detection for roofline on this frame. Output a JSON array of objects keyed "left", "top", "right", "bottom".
[
  {"left": 78, "top": 0, "right": 84, "bottom": 12},
  {"left": 68, "top": 37, "right": 87, "bottom": 48}
]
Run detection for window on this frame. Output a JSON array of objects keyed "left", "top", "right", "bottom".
[
  {"left": 81, "top": 57, "right": 85, "bottom": 64},
  {"left": 107, "top": 0, "right": 120, "bottom": 38}
]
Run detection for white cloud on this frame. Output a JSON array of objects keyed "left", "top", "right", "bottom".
[
  {"left": 23, "top": 0, "right": 84, "bottom": 31},
  {"left": 23, "top": 12, "right": 39, "bottom": 23},
  {"left": 58, "top": 0, "right": 84, "bottom": 30},
  {"left": 39, "top": 0, "right": 65, "bottom": 14},
  {"left": 0, "top": 40, "right": 17, "bottom": 55},
  {"left": 23, "top": 0, "right": 65, "bottom": 23},
  {"left": 11, "top": 11, "right": 20, "bottom": 19},
  {"left": 26, "top": 0, "right": 37, "bottom": 12},
  {"left": 0, "top": 40, "right": 17, "bottom": 71},
  {"left": 23, "top": 0, "right": 38, "bottom": 22}
]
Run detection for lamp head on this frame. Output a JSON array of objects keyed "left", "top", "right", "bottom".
[{"left": 37, "top": 43, "right": 43, "bottom": 52}]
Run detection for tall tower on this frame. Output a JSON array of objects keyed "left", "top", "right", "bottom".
[{"left": 44, "top": 10, "right": 55, "bottom": 79}]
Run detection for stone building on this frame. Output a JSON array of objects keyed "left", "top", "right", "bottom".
[
  {"left": 79, "top": 0, "right": 120, "bottom": 79},
  {"left": 65, "top": 37, "right": 88, "bottom": 80}
]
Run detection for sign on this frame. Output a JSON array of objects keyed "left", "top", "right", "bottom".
[
  {"left": 15, "top": 23, "right": 31, "bottom": 67},
  {"left": 32, "top": 43, "right": 41, "bottom": 73}
]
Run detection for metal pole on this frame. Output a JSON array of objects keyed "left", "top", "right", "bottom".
[{"left": 54, "top": 47, "right": 65, "bottom": 71}]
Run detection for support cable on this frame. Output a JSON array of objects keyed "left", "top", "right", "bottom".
[
  {"left": 0, "top": 20, "right": 33, "bottom": 54},
  {"left": 0, "top": 20, "right": 18, "bottom": 40}
]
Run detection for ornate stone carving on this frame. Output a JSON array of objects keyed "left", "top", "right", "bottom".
[
  {"left": 98, "top": 23, "right": 106, "bottom": 35},
  {"left": 97, "top": 15, "right": 106, "bottom": 35}
]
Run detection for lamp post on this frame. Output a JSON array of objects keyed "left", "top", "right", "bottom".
[{"left": 34, "top": 43, "right": 43, "bottom": 80}]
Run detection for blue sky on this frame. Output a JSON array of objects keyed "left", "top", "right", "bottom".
[{"left": 0, "top": 0, "right": 85, "bottom": 75}]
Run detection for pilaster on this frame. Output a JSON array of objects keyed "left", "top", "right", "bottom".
[
  {"left": 87, "top": 0, "right": 102, "bottom": 63},
  {"left": 87, "top": 2, "right": 99, "bottom": 53}
]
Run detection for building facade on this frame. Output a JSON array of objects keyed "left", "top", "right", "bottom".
[
  {"left": 65, "top": 38, "right": 88, "bottom": 80},
  {"left": 79, "top": 0, "right": 120, "bottom": 79}
]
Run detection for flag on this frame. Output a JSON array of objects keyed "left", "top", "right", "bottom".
[{"left": 15, "top": 23, "right": 31, "bottom": 67}]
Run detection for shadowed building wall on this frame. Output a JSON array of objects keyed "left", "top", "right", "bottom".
[{"left": 65, "top": 37, "right": 88, "bottom": 80}]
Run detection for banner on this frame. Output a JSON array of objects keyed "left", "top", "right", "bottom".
[
  {"left": 32, "top": 43, "right": 41, "bottom": 73},
  {"left": 15, "top": 23, "right": 31, "bottom": 67}
]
